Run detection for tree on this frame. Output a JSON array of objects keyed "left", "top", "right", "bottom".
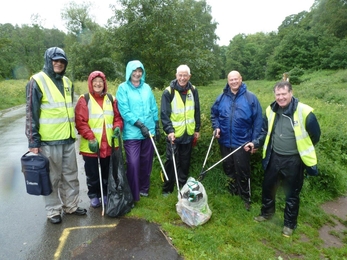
[
  {"left": 310, "top": 0, "right": 347, "bottom": 39},
  {"left": 61, "top": 1, "right": 116, "bottom": 80},
  {"left": 61, "top": 1, "right": 98, "bottom": 36},
  {"left": 225, "top": 32, "right": 279, "bottom": 80},
  {"left": 108, "top": 0, "right": 219, "bottom": 88},
  {"left": 266, "top": 29, "right": 321, "bottom": 79}
]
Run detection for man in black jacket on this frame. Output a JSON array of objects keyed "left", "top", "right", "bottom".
[
  {"left": 245, "top": 81, "right": 321, "bottom": 237},
  {"left": 160, "top": 65, "right": 201, "bottom": 195},
  {"left": 25, "top": 47, "right": 87, "bottom": 224}
]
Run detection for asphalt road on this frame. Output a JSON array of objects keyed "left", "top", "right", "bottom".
[{"left": 0, "top": 105, "right": 182, "bottom": 260}]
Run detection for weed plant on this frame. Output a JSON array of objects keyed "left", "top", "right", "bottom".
[{"left": 1, "top": 71, "right": 347, "bottom": 259}]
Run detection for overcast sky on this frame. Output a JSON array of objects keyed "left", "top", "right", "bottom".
[{"left": 1, "top": 0, "right": 315, "bottom": 46}]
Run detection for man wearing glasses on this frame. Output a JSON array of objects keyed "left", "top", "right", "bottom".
[{"left": 25, "top": 47, "right": 87, "bottom": 224}]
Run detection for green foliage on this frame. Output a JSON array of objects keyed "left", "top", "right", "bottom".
[
  {"left": 108, "top": 0, "right": 219, "bottom": 88},
  {"left": 0, "top": 23, "right": 65, "bottom": 79},
  {"left": 0, "top": 80, "right": 27, "bottom": 110},
  {"left": 226, "top": 32, "right": 280, "bottom": 80},
  {"left": 287, "top": 67, "right": 305, "bottom": 85},
  {"left": 2, "top": 0, "right": 347, "bottom": 83}
]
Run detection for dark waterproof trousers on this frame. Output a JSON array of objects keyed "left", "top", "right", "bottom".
[
  {"left": 261, "top": 152, "right": 304, "bottom": 229},
  {"left": 162, "top": 140, "right": 193, "bottom": 194},
  {"left": 220, "top": 144, "right": 251, "bottom": 203},
  {"left": 124, "top": 138, "right": 154, "bottom": 201},
  {"left": 83, "top": 155, "right": 110, "bottom": 199}
]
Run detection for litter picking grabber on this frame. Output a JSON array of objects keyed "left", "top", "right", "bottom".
[
  {"left": 97, "top": 150, "right": 105, "bottom": 216},
  {"left": 169, "top": 137, "right": 182, "bottom": 198},
  {"left": 198, "top": 142, "right": 247, "bottom": 181},
  {"left": 199, "top": 130, "right": 216, "bottom": 176},
  {"left": 149, "top": 135, "right": 169, "bottom": 181}
]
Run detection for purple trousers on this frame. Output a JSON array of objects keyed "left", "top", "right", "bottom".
[{"left": 123, "top": 138, "right": 154, "bottom": 201}]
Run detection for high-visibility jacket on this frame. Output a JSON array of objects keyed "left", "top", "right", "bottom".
[
  {"left": 263, "top": 102, "right": 317, "bottom": 167},
  {"left": 79, "top": 94, "right": 117, "bottom": 153},
  {"left": 167, "top": 86, "right": 195, "bottom": 137},
  {"left": 32, "top": 72, "right": 75, "bottom": 141}
]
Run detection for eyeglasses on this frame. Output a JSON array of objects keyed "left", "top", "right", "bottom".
[{"left": 53, "top": 59, "right": 65, "bottom": 64}]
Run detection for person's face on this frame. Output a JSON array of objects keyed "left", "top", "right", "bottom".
[
  {"left": 52, "top": 59, "right": 66, "bottom": 74},
  {"left": 274, "top": 86, "right": 292, "bottom": 108},
  {"left": 227, "top": 72, "right": 242, "bottom": 94},
  {"left": 92, "top": 76, "right": 104, "bottom": 94},
  {"left": 131, "top": 68, "right": 143, "bottom": 85},
  {"left": 176, "top": 71, "right": 191, "bottom": 88}
]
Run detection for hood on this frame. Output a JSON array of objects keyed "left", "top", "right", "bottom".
[
  {"left": 88, "top": 71, "right": 108, "bottom": 97},
  {"left": 43, "top": 47, "right": 68, "bottom": 78},
  {"left": 125, "top": 60, "right": 146, "bottom": 85}
]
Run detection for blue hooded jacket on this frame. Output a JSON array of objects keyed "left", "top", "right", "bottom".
[
  {"left": 211, "top": 82, "right": 263, "bottom": 148},
  {"left": 116, "top": 60, "right": 159, "bottom": 140}
]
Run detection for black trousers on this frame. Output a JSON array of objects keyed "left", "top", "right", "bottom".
[
  {"left": 261, "top": 152, "right": 304, "bottom": 229},
  {"left": 162, "top": 140, "right": 193, "bottom": 193},
  {"left": 83, "top": 155, "right": 110, "bottom": 199},
  {"left": 220, "top": 144, "right": 251, "bottom": 203}
]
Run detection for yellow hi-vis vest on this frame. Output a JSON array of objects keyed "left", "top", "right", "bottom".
[
  {"left": 79, "top": 94, "right": 118, "bottom": 153},
  {"left": 167, "top": 86, "right": 195, "bottom": 137},
  {"left": 32, "top": 72, "right": 75, "bottom": 141},
  {"left": 263, "top": 102, "right": 317, "bottom": 167}
]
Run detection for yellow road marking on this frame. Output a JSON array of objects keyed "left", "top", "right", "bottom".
[{"left": 54, "top": 224, "right": 117, "bottom": 260}]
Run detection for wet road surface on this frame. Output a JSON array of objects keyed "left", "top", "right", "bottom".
[{"left": 0, "top": 105, "right": 183, "bottom": 260}]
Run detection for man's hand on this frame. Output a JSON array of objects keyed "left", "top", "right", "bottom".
[
  {"left": 29, "top": 147, "right": 40, "bottom": 154},
  {"left": 168, "top": 133, "right": 175, "bottom": 144},
  {"left": 244, "top": 142, "right": 257, "bottom": 154},
  {"left": 214, "top": 128, "right": 221, "bottom": 139}
]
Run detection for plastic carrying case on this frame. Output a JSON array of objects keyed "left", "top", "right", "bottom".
[{"left": 21, "top": 152, "right": 52, "bottom": 196}]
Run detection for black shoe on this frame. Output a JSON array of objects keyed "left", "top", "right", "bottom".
[
  {"left": 67, "top": 207, "right": 87, "bottom": 216},
  {"left": 49, "top": 215, "right": 62, "bottom": 224}
]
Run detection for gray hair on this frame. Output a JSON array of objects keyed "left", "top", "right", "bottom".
[{"left": 176, "top": 65, "right": 191, "bottom": 75}]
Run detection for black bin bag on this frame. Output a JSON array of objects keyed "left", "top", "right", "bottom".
[
  {"left": 21, "top": 152, "right": 52, "bottom": 196},
  {"left": 106, "top": 135, "right": 134, "bottom": 217}
]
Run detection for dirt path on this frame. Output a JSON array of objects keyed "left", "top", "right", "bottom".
[{"left": 319, "top": 196, "right": 347, "bottom": 247}]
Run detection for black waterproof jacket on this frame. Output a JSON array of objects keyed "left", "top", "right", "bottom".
[{"left": 25, "top": 47, "right": 75, "bottom": 148}]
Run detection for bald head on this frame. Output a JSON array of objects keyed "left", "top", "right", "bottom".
[{"left": 227, "top": 71, "right": 242, "bottom": 94}]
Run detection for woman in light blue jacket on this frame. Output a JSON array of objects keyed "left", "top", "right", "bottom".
[{"left": 116, "top": 60, "right": 159, "bottom": 202}]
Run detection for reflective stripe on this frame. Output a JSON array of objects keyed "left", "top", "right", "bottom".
[{"left": 262, "top": 107, "right": 275, "bottom": 158}]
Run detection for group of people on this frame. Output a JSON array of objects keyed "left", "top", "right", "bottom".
[
  {"left": 24, "top": 47, "right": 200, "bottom": 225},
  {"left": 25, "top": 47, "right": 321, "bottom": 238}
]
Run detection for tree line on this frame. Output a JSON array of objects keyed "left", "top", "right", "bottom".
[{"left": 0, "top": 0, "right": 346, "bottom": 88}]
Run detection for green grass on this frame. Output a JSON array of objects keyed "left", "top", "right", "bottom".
[{"left": 1, "top": 71, "right": 347, "bottom": 259}]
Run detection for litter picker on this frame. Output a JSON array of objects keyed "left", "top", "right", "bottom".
[
  {"left": 170, "top": 137, "right": 182, "bottom": 198},
  {"left": 198, "top": 142, "right": 247, "bottom": 181},
  {"left": 97, "top": 149, "right": 105, "bottom": 216},
  {"left": 199, "top": 130, "right": 216, "bottom": 176},
  {"left": 149, "top": 135, "right": 169, "bottom": 181}
]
